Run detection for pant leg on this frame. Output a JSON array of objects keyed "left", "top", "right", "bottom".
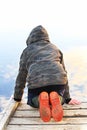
[
  {"left": 55, "top": 86, "right": 65, "bottom": 105},
  {"left": 27, "top": 85, "right": 65, "bottom": 107},
  {"left": 27, "top": 91, "right": 39, "bottom": 108},
  {"left": 58, "top": 95, "right": 65, "bottom": 105},
  {"left": 32, "top": 96, "right": 39, "bottom": 108}
]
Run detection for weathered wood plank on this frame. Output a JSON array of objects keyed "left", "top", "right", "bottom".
[
  {"left": 6, "top": 124, "right": 87, "bottom": 130},
  {"left": 0, "top": 97, "right": 20, "bottom": 130},
  {"left": 9, "top": 117, "right": 87, "bottom": 125},
  {"left": 63, "top": 102, "right": 87, "bottom": 109},
  {"left": 13, "top": 109, "right": 87, "bottom": 117},
  {"left": 3, "top": 98, "right": 87, "bottom": 130},
  {"left": 17, "top": 102, "right": 87, "bottom": 110}
]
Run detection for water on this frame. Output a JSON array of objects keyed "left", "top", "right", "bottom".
[
  {"left": 0, "top": 51, "right": 19, "bottom": 111},
  {"left": 64, "top": 47, "right": 87, "bottom": 101},
  {"left": 0, "top": 44, "right": 87, "bottom": 113},
  {"left": 0, "top": 68, "right": 15, "bottom": 112}
]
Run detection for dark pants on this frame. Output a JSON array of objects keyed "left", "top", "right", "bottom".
[{"left": 27, "top": 85, "right": 65, "bottom": 108}]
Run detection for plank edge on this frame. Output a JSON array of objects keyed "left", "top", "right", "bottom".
[{"left": 0, "top": 96, "right": 20, "bottom": 130}]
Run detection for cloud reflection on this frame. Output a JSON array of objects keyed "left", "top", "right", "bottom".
[
  {"left": 0, "top": 96, "right": 9, "bottom": 112},
  {"left": 65, "top": 46, "right": 87, "bottom": 101},
  {"left": 0, "top": 64, "right": 18, "bottom": 81}
]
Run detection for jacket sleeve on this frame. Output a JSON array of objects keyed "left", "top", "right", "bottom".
[
  {"left": 14, "top": 49, "right": 28, "bottom": 101},
  {"left": 59, "top": 50, "right": 71, "bottom": 100}
]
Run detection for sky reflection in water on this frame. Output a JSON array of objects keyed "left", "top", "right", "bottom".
[{"left": 65, "top": 47, "right": 87, "bottom": 101}]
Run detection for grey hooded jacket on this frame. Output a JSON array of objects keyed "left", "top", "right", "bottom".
[{"left": 14, "top": 25, "right": 70, "bottom": 101}]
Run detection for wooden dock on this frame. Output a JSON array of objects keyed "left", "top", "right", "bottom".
[{"left": 0, "top": 97, "right": 87, "bottom": 130}]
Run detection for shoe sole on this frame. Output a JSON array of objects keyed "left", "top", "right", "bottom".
[
  {"left": 50, "top": 91, "right": 63, "bottom": 121},
  {"left": 39, "top": 92, "right": 51, "bottom": 122}
]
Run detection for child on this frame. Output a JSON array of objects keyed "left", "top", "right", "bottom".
[{"left": 14, "top": 25, "right": 81, "bottom": 122}]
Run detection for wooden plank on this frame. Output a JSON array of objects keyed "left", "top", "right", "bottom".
[
  {"left": 17, "top": 103, "right": 37, "bottom": 110},
  {"left": 17, "top": 102, "right": 87, "bottom": 110},
  {"left": 13, "top": 109, "right": 87, "bottom": 117},
  {"left": 6, "top": 124, "right": 87, "bottom": 130},
  {"left": 63, "top": 102, "right": 87, "bottom": 109},
  {"left": 9, "top": 117, "right": 87, "bottom": 125},
  {"left": 5, "top": 100, "right": 87, "bottom": 130},
  {"left": 0, "top": 97, "right": 20, "bottom": 130}
]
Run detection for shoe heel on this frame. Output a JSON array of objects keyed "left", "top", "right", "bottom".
[
  {"left": 39, "top": 92, "right": 51, "bottom": 122},
  {"left": 50, "top": 91, "right": 63, "bottom": 121}
]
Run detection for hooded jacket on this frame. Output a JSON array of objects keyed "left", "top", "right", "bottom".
[{"left": 14, "top": 25, "right": 70, "bottom": 100}]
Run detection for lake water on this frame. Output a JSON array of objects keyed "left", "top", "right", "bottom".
[
  {"left": 0, "top": 45, "right": 87, "bottom": 112},
  {"left": 64, "top": 47, "right": 87, "bottom": 102}
]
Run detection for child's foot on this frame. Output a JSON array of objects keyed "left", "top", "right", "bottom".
[
  {"left": 39, "top": 92, "right": 51, "bottom": 122},
  {"left": 50, "top": 91, "right": 63, "bottom": 121}
]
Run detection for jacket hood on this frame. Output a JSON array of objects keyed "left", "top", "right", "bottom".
[{"left": 26, "top": 25, "right": 50, "bottom": 45}]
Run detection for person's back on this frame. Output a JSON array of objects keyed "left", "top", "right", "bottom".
[
  {"left": 14, "top": 25, "right": 81, "bottom": 122},
  {"left": 26, "top": 40, "right": 67, "bottom": 89}
]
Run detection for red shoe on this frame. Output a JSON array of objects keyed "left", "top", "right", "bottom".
[
  {"left": 50, "top": 91, "right": 63, "bottom": 121},
  {"left": 39, "top": 92, "right": 51, "bottom": 122}
]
